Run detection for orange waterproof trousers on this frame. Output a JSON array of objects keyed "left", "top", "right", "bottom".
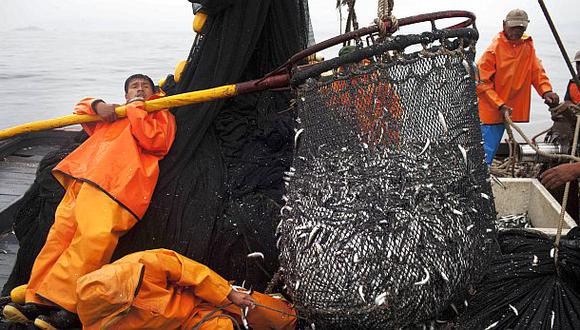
[{"left": 25, "top": 178, "right": 136, "bottom": 313}]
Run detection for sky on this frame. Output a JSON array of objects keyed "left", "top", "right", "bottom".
[{"left": 0, "top": 1, "right": 577, "bottom": 66}]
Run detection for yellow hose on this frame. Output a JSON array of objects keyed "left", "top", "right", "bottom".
[{"left": 0, "top": 84, "right": 237, "bottom": 140}]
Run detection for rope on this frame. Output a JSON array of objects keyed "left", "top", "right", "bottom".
[
  {"left": 375, "top": 0, "right": 398, "bottom": 38},
  {"left": 503, "top": 112, "right": 580, "bottom": 163},
  {"left": 191, "top": 303, "right": 241, "bottom": 330},
  {"left": 553, "top": 113, "right": 580, "bottom": 273}
]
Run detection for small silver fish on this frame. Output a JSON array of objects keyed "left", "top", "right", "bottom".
[
  {"left": 419, "top": 139, "right": 431, "bottom": 156},
  {"left": 437, "top": 111, "right": 448, "bottom": 135},
  {"left": 414, "top": 268, "right": 430, "bottom": 286},
  {"left": 458, "top": 145, "right": 468, "bottom": 168},
  {"left": 358, "top": 285, "right": 366, "bottom": 303},
  {"left": 509, "top": 304, "right": 518, "bottom": 316},
  {"left": 307, "top": 226, "right": 321, "bottom": 247},
  {"left": 280, "top": 205, "right": 292, "bottom": 216},
  {"left": 484, "top": 321, "right": 499, "bottom": 330},
  {"left": 532, "top": 255, "right": 539, "bottom": 266},
  {"left": 294, "top": 128, "right": 304, "bottom": 149},
  {"left": 375, "top": 292, "right": 387, "bottom": 306},
  {"left": 247, "top": 252, "right": 264, "bottom": 260}
]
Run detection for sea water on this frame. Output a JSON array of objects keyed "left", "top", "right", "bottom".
[{"left": 0, "top": 26, "right": 577, "bottom": 138}]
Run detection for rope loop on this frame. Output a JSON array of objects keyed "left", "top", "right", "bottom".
[{"left": 376, "top": 0, "right": 398, "bottom": 39}]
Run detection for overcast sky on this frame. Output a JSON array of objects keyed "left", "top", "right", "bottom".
[
  {"left": 0, "top": 0, "right": 577, "bottom": 77},
  {"left": 0, "top": 1, "right": 576, "bottom": 37}
]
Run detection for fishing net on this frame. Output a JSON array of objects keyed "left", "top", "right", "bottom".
[
  {"left": 459, "top": 228, "right": 580, "bottom": 329},
  {"left": 3, "top": 0, "right": 312, "bottom": 295},
  {"left": 277, "top": 28, "right": 497, "bottom": 328}
]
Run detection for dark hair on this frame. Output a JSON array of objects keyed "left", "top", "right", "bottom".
[{"left": 124, "top": 74, "right": 155, "bottom": 93}]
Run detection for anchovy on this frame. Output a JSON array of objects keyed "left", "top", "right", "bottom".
[
  {"left": 307, "top": 226, "right": 321, "bottom": 247},
  {"left": 440, "top": 271, "right": 449, "bottom": 282},
  {"left": 484, "top": 321, "right": 499, "bottom": 330},
  {"left": 450, "top": 303, "right": 459, "bottom": 315},
  {"left": 471, "top": 60, "right": 481, "bottom": 82},
  {"left": 532, "top": 255, "right": 539, "bottom": 266},
  {"left": 358, "top": 285, "right": 366, "bottom": 303},
  {"left": 551, "top": 311, "right": 555, "bottom": 329},
  {"left": 280, "top": 205, "right": 292, "bottom": 216},
  {"left": 414, "top": 268, "right": 430, "bottom": 285},
  {"left": 418, "top": 139, "right": 431, "bottom": 156},
  {"left": 375, "top": 292, "right": 387, "bottom": 306},
  {"left": 550, "top": 248, "right": 555, "bottom": 258},
  {"left": 509, "top": 304, "right": 518, "bottom": 316},
  {"left": 452, "top": 209, "right": 463, "bottom": 216},
  {"left": 458, "top": 144, "right": 468, "bottom": 168},
  {"left": 294, "top": 128, "right": 304, "bottom": 149},
  {"left": 314, "top": 242, "right": 323, "bottom": 254},
  {"left": 481, "top": 193, "right": 490, "bottom": 200},
  {"left": 437, "top": 111, "right": 448, "bottom": 135},
  {"left": 247, "top": 252, "right": 264, "bottom": 260}
]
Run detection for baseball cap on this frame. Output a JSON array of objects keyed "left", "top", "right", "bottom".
[{"left": 505, "top": 9, "right": 529, "bottom": 29}]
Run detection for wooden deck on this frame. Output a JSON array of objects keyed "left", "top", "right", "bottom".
[{"left": 0, "top": 129, "right": 79, "bottom": 291}]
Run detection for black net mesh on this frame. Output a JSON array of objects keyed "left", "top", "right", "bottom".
[
  {"left": 459, "top": 228, "right": 580, "bottom": 329},
  {"left": 277, "top": 29, "right": 497, "bottom": 328}
]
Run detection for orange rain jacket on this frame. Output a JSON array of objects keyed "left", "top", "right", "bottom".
[
  {"left": 477, "top": 32, "right": 553, "bottom": 124},
  {"left": 53, "top": 97, "right": 176, "bottom": 219},
  {"left": 565, "top": 80, "right": 580, "bottom": 104},
  {"left": 76, "top": 249, "right": 297, "bottom": 330}
]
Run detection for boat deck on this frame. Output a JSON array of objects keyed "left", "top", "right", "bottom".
[
  {"left": 0, "top": 144, "right": 59, "bottom": 291},
  {"left": 0, "top": 131, "right": 78, "bottom": 292}
]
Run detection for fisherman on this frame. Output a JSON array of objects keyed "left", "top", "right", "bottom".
[
  {"left": 74, "top": 249, "right": 296, "bottom": 329},
  {"left": 541, "top": 162, "right": 580, "bottom": 190},
  {"left": 564, "top": 50, "right": 580, "bottom": 104},
  {"left": 3, "top": 74, "right": 176, "bottom": 328},
  {"left": 477, "top": 9, "right": 560, "bottom": 164}
]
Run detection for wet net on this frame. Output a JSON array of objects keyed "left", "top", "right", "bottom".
[
  {"left": 277, "top": 28, "right": 497, "bottom": 328},
  {"left": 459, "top": 228, "right": 580, "bottom": 329}
]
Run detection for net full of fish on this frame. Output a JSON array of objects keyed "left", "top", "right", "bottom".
[{"left": 277, "top": 29, "right": 497, "bottom": 329}]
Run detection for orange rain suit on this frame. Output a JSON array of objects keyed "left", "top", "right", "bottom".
[
  {"left": 477, "top": 32, "right": 554, "bottom": 124},
  {"left": 25, "top": 98, "right": 176, "bottom": 313},
  {"left": 76, "top": 249, "right": 297, "bottom": 330},
  {"left": 326, "top": 69, "right": 403, "bottom": 146},
  {"left": 565, "top": 80, "right": 580, "bottom": 104}
]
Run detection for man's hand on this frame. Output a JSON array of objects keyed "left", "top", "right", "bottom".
[
  {"left": 94, "top": 102, "right": 120, "bottom": 122},
  {"left": 499, "top": 104, "right": 513, "bottom": 116},
  {"left": 543, "top": 91, "right": 560, "bottom": 107},
  {"left": 540, "top": 163, "right": 580, "bottom": 189},
  {"left": 227, "top": 289, "right": 255, "bottom": 309}
]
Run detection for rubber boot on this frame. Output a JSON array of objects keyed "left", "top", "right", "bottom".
[
  {"left": 2, "top": 302, "right": 55, "bottom": 324},
  {"left": 34, "top": 309, "right": 81, "bottom": 330}
]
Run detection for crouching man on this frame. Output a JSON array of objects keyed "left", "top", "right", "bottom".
[
  {"left": 75, "top": 249, "right": 297, "bottom": 329},
  {"left": 3, "top": 74, "right": 176, "bottom": 328}
]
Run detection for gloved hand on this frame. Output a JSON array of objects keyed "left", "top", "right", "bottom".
[{"left": 543, "top": 91, "right": 560, "bottom": 107}]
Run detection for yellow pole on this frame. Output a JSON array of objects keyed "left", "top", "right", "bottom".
[{"left": 0, "top": 84, "right": 237, "bottom": 140}]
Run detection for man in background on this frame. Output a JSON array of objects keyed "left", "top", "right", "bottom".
[{"left": 477, "top": 9, "right": 560, "bottom": 164}]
